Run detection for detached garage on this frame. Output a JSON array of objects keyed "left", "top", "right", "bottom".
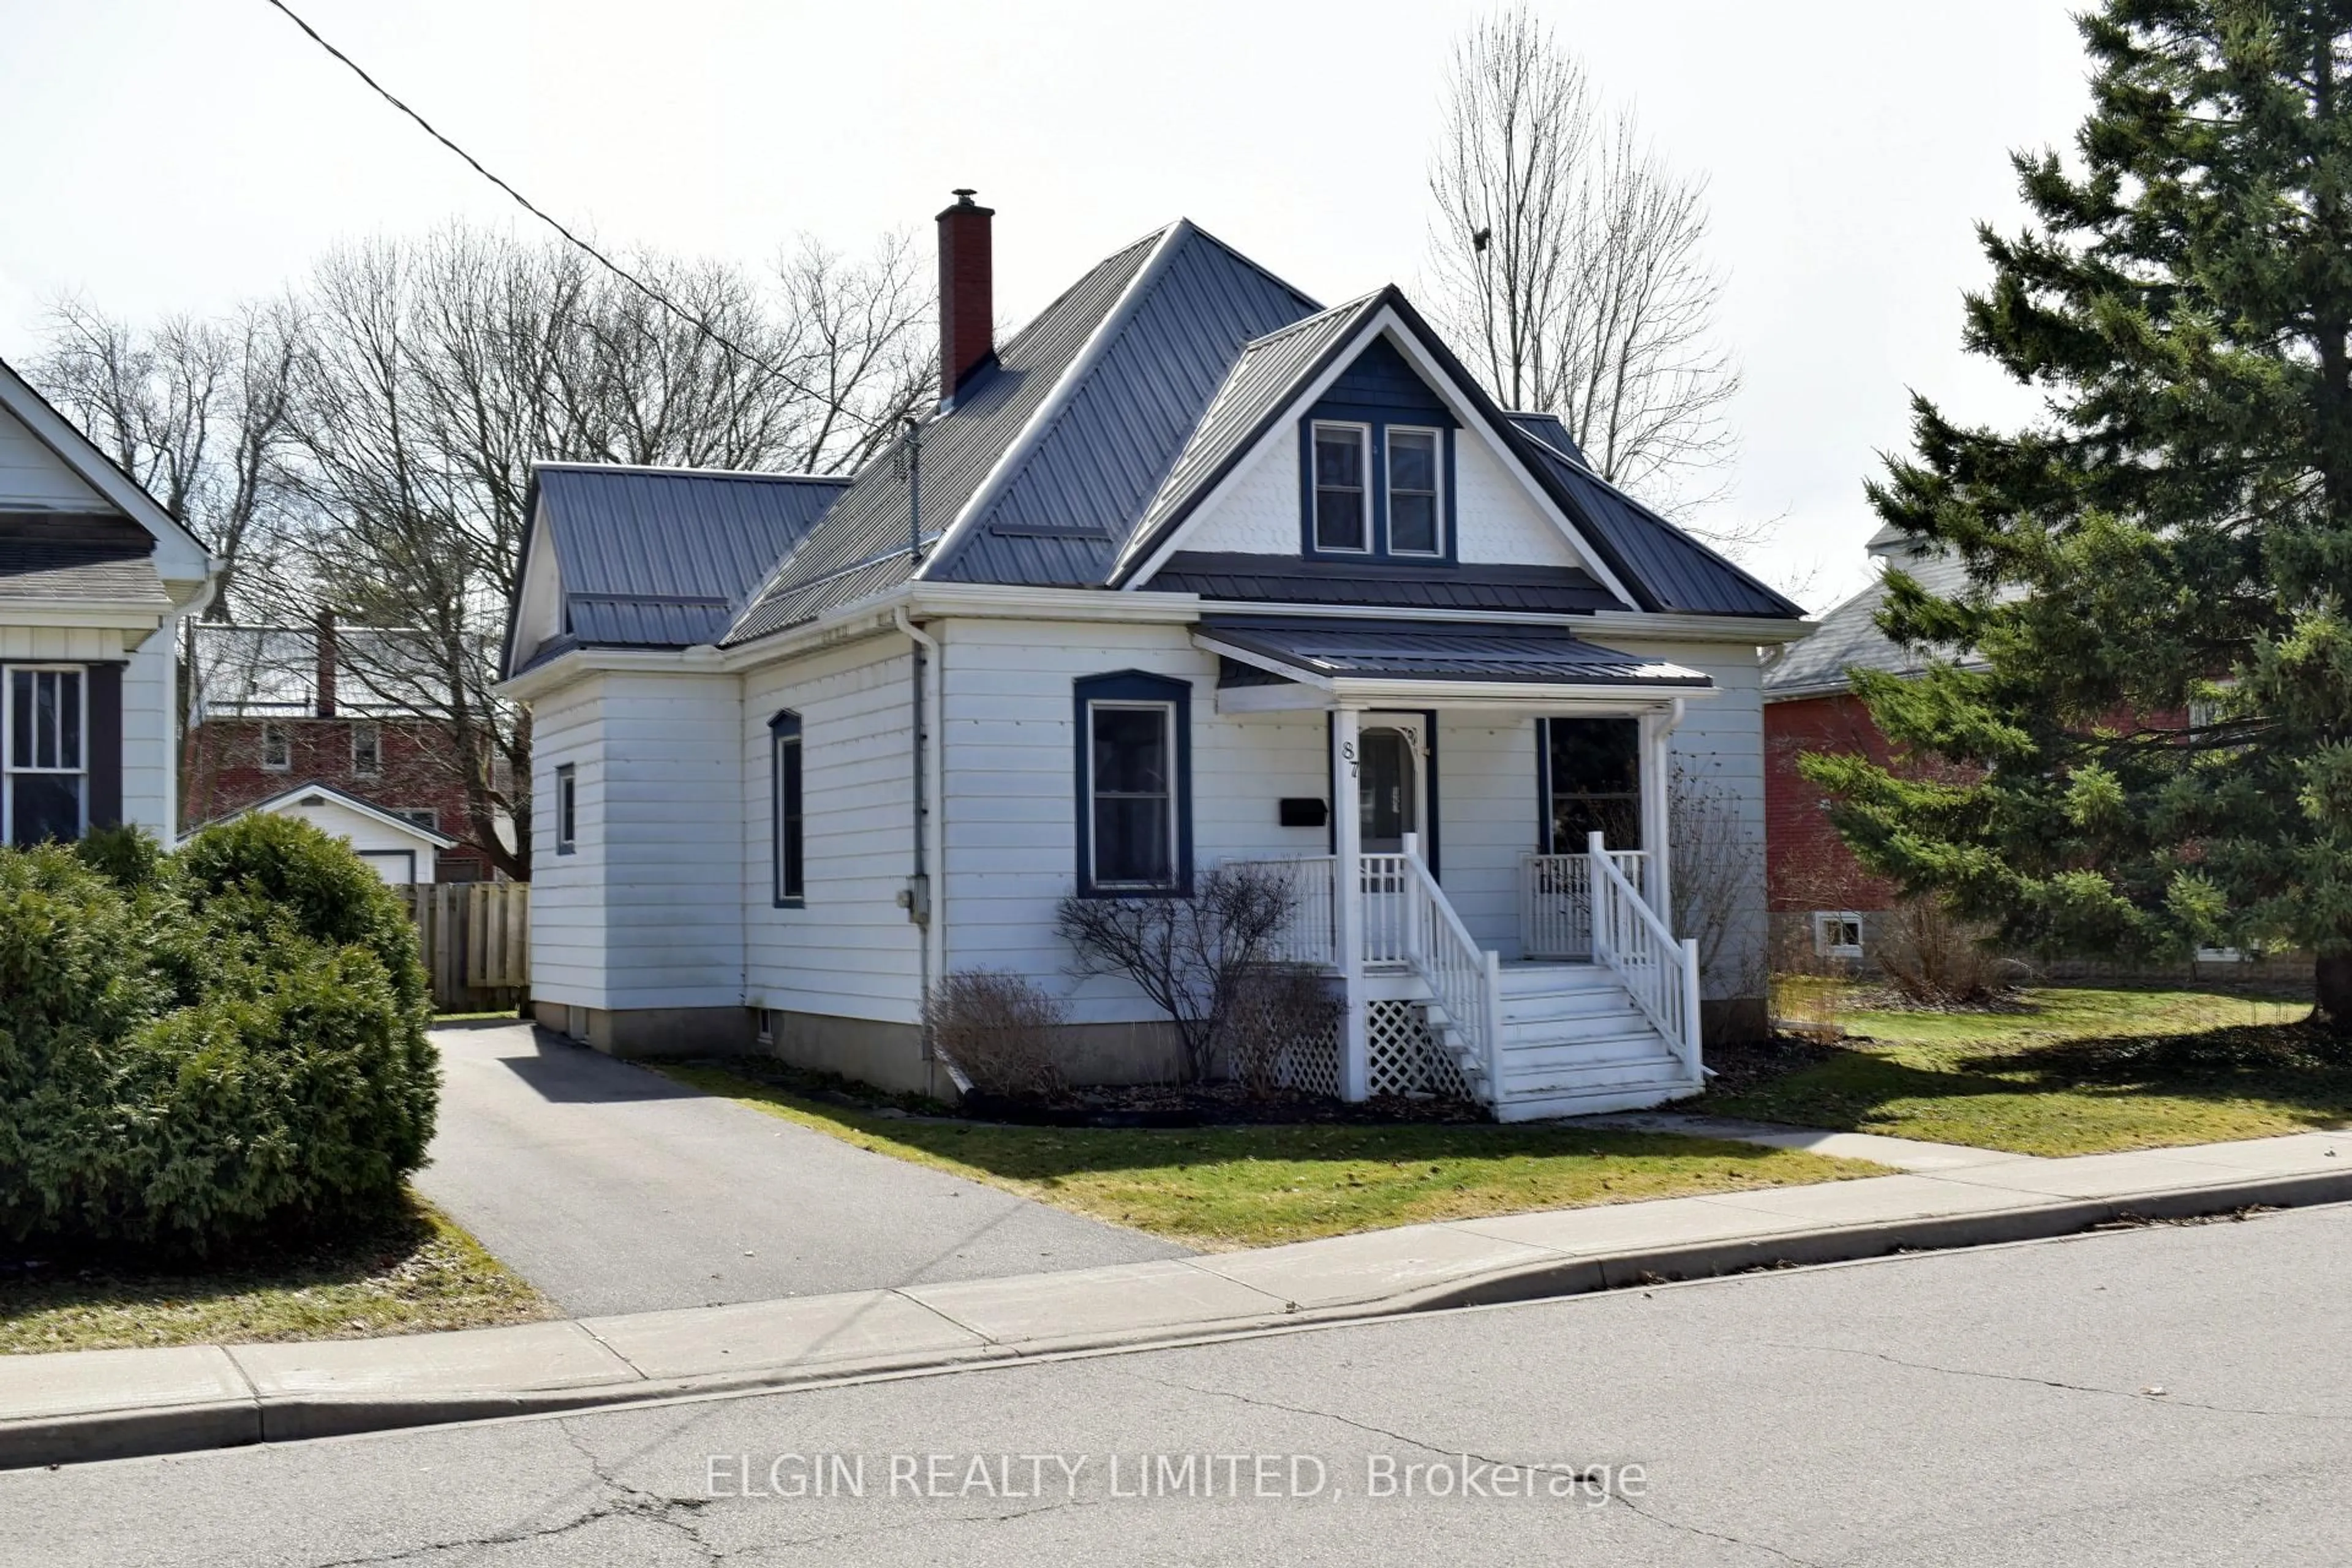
[{"left": 219, "top": 780, "right": 458, "bottom": 884}]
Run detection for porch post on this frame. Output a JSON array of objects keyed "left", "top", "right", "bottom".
[
  {"left": 1333, "top": 706, "right": 1368, "bottom": 1101},
  {"left": 1639, "top": 709, "right": 1673, "bottom": 932}
]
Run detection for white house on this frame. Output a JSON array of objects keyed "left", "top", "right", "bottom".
[
  {"left": 0, "top": 356, "right": 217, "bottom": 848},
  {"left": 502, "top": 196, "right": 1811, "bottom": 1119},
  {"left": 211, "top": 780, "right": 459, "bottom": 885}
]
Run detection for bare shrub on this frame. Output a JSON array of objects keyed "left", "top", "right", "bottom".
[
  {"left": 925, "top": 970, "right": 1069, "bottom": 1099},
  {"left": 1220, "top": 963, "right": 1345, "bottom": 1098},
  {"left": 1054, "top": 862, "right": 1297, "bottom": 1084},
  {"left": 1876, "top": 897, "right": 2019, "bottom": 1006},
  {"left": 1670, "top": 763, "right": 1767, "bottom": 1002}
]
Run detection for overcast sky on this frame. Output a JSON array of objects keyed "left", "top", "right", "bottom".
[{"left": 0, "top": 0, "right": 2094, "bottom": 610}]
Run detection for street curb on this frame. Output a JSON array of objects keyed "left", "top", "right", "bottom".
[{"left": 6, "top": 1167, "right": 2348, "bottom": 1471}]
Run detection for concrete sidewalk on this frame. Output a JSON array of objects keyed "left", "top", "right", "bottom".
[{"left": 6, "top": 1128, "right": 2347, "bottom": 1471}]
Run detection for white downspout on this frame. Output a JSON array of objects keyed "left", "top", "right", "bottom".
[{"left": 893, "top": 606, "right": 948, "bottom": 1082}]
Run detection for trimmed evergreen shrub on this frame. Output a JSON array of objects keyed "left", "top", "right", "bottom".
[{"left": 0, "top": 818, "right": 440, "bottom": 1251}]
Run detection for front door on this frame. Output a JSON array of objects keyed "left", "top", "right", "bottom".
[{"left": 1357, "top": 715, "right": 1427, "bottom": 856}]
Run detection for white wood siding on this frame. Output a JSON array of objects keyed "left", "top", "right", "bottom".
[
  {"left": 121, "top": 632, "right": 173, "bottom": 835},
  {"left": 1611, "top": 635, "right": 1772, "bottom": 1000},
  {"left": 741, "top": 638, "right": 924, "bottom": 1024},
  {"left": 0, "top": 409, "right": 104, "bottom": 509},
  {"left": 597, "top": 671, "right": 744, "bottom": 1009},
  {"left": 1433, "top": 713, "right": 1537, "bottom": 959},
  {"left": 941, "top": 619, "right": 1333, "bottom": 1026},
  {"left": 526, "top": 676, "right": 609, "bottom": 1008}
]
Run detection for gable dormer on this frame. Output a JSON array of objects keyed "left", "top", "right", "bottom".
[{"left": 1300, "top": 337, "right": 1460, "bottom": 563}]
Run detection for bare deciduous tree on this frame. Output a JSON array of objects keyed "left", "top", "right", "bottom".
[
  {"left": 29, "top": 298, "right": 301, "bottom": 621},
  {"left": 1428, "top": 6, "right": 1744, "bottom": 527}
]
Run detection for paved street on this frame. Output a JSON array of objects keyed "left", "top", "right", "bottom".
[
  {"left": 410, "top": 1023, "right": 1183, "bottom": 1316},
  {"left": 10, "top": 1200, "right": 2350, "bottom": 1565}
]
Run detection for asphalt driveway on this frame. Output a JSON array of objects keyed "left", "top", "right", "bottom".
[{"left": 411, "top": 1022, "right": 1185, "bottom": 1319}]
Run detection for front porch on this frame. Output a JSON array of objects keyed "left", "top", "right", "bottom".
[{"left": 1194, "top": 615, "right": 1714, "bottom": 1120}]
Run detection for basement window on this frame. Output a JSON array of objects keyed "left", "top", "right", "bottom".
[{"left": 1812, "top": 911, "right": 1864, "bottom": 960}]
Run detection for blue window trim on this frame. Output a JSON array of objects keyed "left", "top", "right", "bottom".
[
  {"left": 1298, "top": 412, "right": 1458, "bottom": 564},
  {"left": 1072, "top": 670, "right": 1193, "bottom": 899},
  {"left": 554, "top": 763, "right": 576, "bottom": 856},
  {"left": 771, "top": 710, "right": 804, "bottom": 907}
]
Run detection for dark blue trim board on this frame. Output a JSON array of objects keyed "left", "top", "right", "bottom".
[
  {"left": 1072, "top": 669, "right": 1194, "bottom": 898},
  {"left": 771, "top": 710, "right": 804, "bottom": 907}
]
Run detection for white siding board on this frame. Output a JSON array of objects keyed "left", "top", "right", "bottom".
[
  {"left": 742, "top": 638, "right": 924, "bottom": 1025},
  {"left": 525, "top": 676, "right": 610, "bottom": 1009},
  {"left": 0, "top": 409, "right": 105, "bottom": 509}
]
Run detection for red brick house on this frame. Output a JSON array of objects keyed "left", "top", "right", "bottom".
[
  {"left": 1760, "top": 525, "right": 1981, "bottom": 960},
  {"left": 185, "top": 617, "right": 500, "bottom": 881}
]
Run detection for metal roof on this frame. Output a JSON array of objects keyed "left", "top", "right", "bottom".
[
  {"left": 726, "top": 222, "right": 1322, "bottom": 640},
  {"left": 1509, "top": 422, "right": 1803, "bottom": 619},
  {"left": 1196, "top": 616, "right": 1713, "bottom": 687},
  {"left": 534, "top": 465, "right": 847, "bottom": 649},
  {"left": 728, "top": 229, "right": 1164, "bottom": 643},
  {"left": 1763, "top": 534, "right": 1985, "bottom": 698},
  {"left": 1147, "top": 551, "right": 1625, "bottom": 614},
  {"left": 0, "top": 513, "right": 165, "bottom": 605}
]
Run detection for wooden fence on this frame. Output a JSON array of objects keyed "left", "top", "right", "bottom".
[{"left": 402, "top": 882, "right": 530, "bottom": 1012}]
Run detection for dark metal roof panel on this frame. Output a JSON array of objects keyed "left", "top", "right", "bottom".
[
  {"left": 536, "top": 466, "right": 845, "bottom": 649},
  {"left": 1146, "top": 551, "right": 1626, "bottom": 614},
  {"left": 1112, "top": 296, "right": 1377, "bottom": 577},
  {"left": 938, "top": 227, "right": 1325, "bottom": 587},
  {"left": 1197, "top": 615, "right": 1713, "bottom": 687},
  {"left": 1513, "top": 437, "right": 1801, "bottom": 619},
  {"left": 726, "top": 230, "right": 1167, "bottom": 644},
  {"left": 1503, "top": 411, "right": 1588, "bottom": 469}
]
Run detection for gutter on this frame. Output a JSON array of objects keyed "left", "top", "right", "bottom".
[{"left": 892, "top": 606, "right": 945, "bottom": 1077}]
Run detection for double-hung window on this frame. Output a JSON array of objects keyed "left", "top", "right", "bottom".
[
  {"left": 771, "top": 712, "right": 804, "bottom": 905},
  {"left": 1074, "top": 672, "right": 1191, "bottom": 896},
  {"left": 1386, "top": 427, "right": 1443, "bottom": 555},
  {"left": 6, "top": 667, "right": 86, "bottom": 847},
  {"left": 261, "top": 722, "right": 291, "bottom": 771},
  {"left": 351, "top": 722, "right": 382, "bottom": 777},
  {"left": 1542, "top": 717, "right": 1642, "bottom": 853},
  {"left": 1311, "top": 422, "right": 1370, "bottom": 552}
]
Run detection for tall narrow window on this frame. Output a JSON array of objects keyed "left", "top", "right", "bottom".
[
  {"left": 261, "top": 722, "right": 291, "bottom": 771},
  {"left": 350, "top": 722, "right": 382, "bottom": 777},
  {"left": 1387, "top": 427, "right": 1442, "bottom": 555},
  {"left": 772, "top": 712, "right": 804, "bottom": 905},
  {"left": 1074, "top": 671, "right": 1191, "bottom": 896},
  {"left": 6, "top": 667, "right": 86, "bottom": 847},
  {"left": 1311, "top": 423, "right": 1370, "bottom": 551},
  {"left": 1542, "top": 717, "right": 1641, "bottom": 852},
  {"left": 554, "top": 763, "right": 576, "bottom": 854}
]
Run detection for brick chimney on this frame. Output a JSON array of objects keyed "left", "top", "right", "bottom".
[
  {"left": 314, "top": 609, "right": 337, "bottom": 719},
  {"left": 936, "top": 189, "right": 995, "bottom": 405}
]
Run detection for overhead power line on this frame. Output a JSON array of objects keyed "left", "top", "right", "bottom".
[{"left": 259, "top": 0, "right": 867, "bottom": 425}]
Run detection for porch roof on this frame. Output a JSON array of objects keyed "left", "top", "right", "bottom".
[{"left": 1196, "top": 615, "right": 1711, "bottom": 696}]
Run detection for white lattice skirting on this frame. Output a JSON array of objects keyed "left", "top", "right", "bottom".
[{"left": 1365, "top": 999, "right": 1471, "bottom": 1101}]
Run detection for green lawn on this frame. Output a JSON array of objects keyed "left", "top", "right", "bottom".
[
  {"left": 0, "top": 1192, "right": 557, "bottom": 1355},
  {"left": 1716, "top": 984, "right": 2348, "bottom": 1156},
  {"left": 656, "top": 1063, "right": 1885, "bottom": 1251}
]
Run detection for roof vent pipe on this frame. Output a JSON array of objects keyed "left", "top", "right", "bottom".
[{"left": 936, "top": 188, "right": 995, "bottom": 407}]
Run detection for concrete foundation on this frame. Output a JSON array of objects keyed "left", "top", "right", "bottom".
[{"left": 529, "top": 1001, "right": 755, "bottom": 1059}]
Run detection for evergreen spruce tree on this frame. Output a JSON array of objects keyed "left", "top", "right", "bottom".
[{"left": 1811, "top": 0, "right": 2352, "bottom": 1025}]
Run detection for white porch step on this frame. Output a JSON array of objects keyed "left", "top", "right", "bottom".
[
  {"left": 1494, "top": 963, "right": 1619, "bottom": 993},
  {"left": 1501, "top": 989, "right": 1647, "bottom": 1028},
  {"left": 1492, "top": 1077, "right": 1703, "bottom": 1122},
  {"left": 1498, "top": 1030, "right": 1680, "bottom": 1074}
]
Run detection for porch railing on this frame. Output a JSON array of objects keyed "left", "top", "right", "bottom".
[
  {"left": 1519, "top": 850, "right": 1649, "bottom": 960},
  {"left": 1227, "top": 854, "right": 1338, "bottom": 970},
  {"left": 1586, "top": 832, "right": 1702, "bottom": 1078},
  {"left": 1378, "top": 835, "right": 1501, "bottom": 1098}
]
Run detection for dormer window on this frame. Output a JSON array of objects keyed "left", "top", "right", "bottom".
[
  {"left": 1311, "top": 423, "right": 1370, "bottom": 552},
  {"left": 1387, "top": 427, "right": 1442, "bottom": 555},
  {"left": 1301, "top": 417, "right": 1453, "bottom": 562}
]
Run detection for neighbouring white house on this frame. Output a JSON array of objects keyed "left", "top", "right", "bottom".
[
  {"left": 209, "top": 779, "right": 460, "bottom": 885},
  {"left": 0, "top": 356, "right": 218, "bottom": 848},
  {"left": 501, "top": 195, "right": 1812, "bottom": 1119}
]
